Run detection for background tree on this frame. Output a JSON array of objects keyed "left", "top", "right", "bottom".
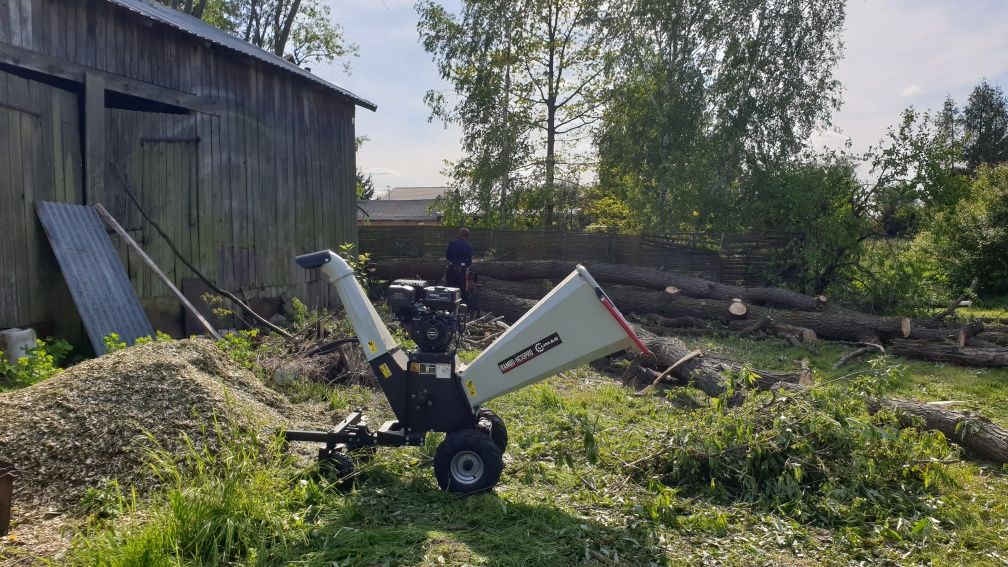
[
  {"left": 961, "top": 80, "right": 1008, "bottom": 172},
  {"left": 595, "top": 0, "right": 846, "bottom": 232},
  {"left": 418, "top": 0, "right": 615, "bottom": 229},
  {"left": 157, "top": 0, "right": 358, "bottom": 67}
]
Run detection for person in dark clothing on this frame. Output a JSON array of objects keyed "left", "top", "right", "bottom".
[{"left": 445, "top": 228, "right": 473, "bottom": 295}]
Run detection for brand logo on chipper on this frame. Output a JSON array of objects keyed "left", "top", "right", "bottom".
[{"left": 497, "top": 333, "right": 562, "bottom": 373}]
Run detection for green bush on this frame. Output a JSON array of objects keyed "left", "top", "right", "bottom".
[
  {"left": 918, "top": 164, "right": 1008, "bottom": 295},
  {"left": 835, "top": 238, "right": 946, "bottom": 315},
  {"left": 652, "top": 367, "right": 959, "bottom": 528}
]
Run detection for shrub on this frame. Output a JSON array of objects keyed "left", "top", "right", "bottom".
[
  {"left": 917, "top": 164, "right": 1008, "bottom": 295},
  {"left": 835, "top": 238, "right": 946, "bottom": 315},
  {"left": 652, "top": 368, "right": 958, "bottom": 528}
]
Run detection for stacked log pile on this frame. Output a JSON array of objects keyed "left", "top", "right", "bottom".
[{"left": 377, "top": 258, "right": 1008, "bottom": 368}]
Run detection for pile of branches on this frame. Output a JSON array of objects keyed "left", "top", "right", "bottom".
[
  {"left": 462, "top": 313, "right": 510, "bottom": 350},
  {"left": 258, "top": 315, "right": 371, "bottom": 386},
  {"left": 376, "top": 258, "right": 1008, "bottom": 368}
]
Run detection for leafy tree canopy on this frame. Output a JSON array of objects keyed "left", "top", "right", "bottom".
[{"left": 158, "top": 0, "right": 358, "bottom": 68}]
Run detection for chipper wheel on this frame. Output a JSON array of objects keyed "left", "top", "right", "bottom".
[
  {"left": 318, "top": 449, "right": 355, "bottom": 490},
  {"left": 477, "top": 408, "right": 508, "bottom": 453},
  {"left": 434, "top": 429, "right": 504, "bottom": 495}
]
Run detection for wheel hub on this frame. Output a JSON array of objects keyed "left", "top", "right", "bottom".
[{"left": 449, "top": 450, "right": 484, "bottom": 484}]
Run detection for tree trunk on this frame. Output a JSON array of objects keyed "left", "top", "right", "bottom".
[
  {"left": 870, "top": 398, "right": 1008, "bottom": 463},
  {"left": 892, "top": 340, "right": 1008, "bottom": 367},
  {"left": 375, "top": 259, "right": 827, "bottom": 310},
  {"left": 474, "top": 277, "right": 910, "bottom": 343}
]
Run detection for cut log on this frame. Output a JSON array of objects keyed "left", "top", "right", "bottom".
[
  {"left": 870, "top": 398, "right": 1008, "bottom": 463},
  {"left": 478, "top": 277, "right": 551, "bottom": 301},
  {"left": 374, "top": 258, "right": 828, "bottom": 310},
  {"left": 908, "top": 321, "right": 983, "bottom": 343},
  {"left": 477, "top": 279, "right": 915, "bottom": 343},
  {"left": 892, "top": 340, "right": 1008, "bottom": 367},
  {"left": 728, "top": 301, "right": 748, "bottom": 318},
  {"left": 634, "top": 313, "right": 709, "bottom": 329},
  {"left": 598, "top": 285, "right": 910, "bottom": 343},
  {"left": 975, "top": 332, "right": 1008, "bottom": 347}
]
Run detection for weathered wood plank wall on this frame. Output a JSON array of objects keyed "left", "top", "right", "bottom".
[
  {"left": 0, "top": 0, "right": 358, "bottom": 334},
  {"left": 0, "top": 66, "right": 82, "bottom": 334}
]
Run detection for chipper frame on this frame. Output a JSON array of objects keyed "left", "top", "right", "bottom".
[{"left": 285, "top": 250, "right": 649, "bottom": 494}]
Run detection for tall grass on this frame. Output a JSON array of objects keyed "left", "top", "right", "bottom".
[{"left": 69, "top": 418, "right": 318, "bottom": 566}]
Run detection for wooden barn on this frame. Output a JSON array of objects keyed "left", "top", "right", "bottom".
[{"left": 0, "top": 0, "right": 375, "bottom": 341}]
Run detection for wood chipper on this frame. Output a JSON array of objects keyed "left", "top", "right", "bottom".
[{"left": 284, "top": 250, "right": 650, "bottom": 495}]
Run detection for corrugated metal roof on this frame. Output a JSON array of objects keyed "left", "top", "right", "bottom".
[
  {"left": 357, "top": 199, "right": 441, "bottom": 221},
  {"left": 105, "top": 0, "right": 377, "bottom": 111},
  {"left": 382, "top": 186, "right": 451, "bottom": 200},
  {"left": 36, "top": 202, "right": 155, "bottom": 354}
]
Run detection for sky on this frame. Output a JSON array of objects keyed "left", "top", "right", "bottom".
[{"left": 310, "top": 0, "right": 1008, "bottom": 193}]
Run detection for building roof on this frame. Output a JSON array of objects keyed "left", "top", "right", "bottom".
[
  {"left": 106, "top": 0, "right": 377, "bottom": 111},
  {"left": 357, "top": 199, "right": 441, "bottom": 221},
  {"left": 381, "top": 186, "right": 451, "bottom": 200}
]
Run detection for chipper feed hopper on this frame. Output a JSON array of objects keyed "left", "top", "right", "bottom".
[{"left": 285, "top": 250, "right": 650, "bottom": 494}]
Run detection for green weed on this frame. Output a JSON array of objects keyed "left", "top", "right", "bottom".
[{"left": 0, "top": 337, "right": 73, "bottom": 390}]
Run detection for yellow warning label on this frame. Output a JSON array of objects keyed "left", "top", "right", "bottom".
[
  {"left": 410, "top": 362, "right": 421, "bottom": 373},
  {"left": 379, "top": 363, "right": 392, "bottom": 378},
  {"left": 465, "top": 380, "right": 477, "bottom": 397},
  {"left": 367, "top": 340, "right": 378, "bottom": 353}
]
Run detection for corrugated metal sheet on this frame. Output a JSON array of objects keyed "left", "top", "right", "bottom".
[
  {"left": 36, "top": 202, "right": 154, "bottom": 354},
  {"left": 383, "top": 186, "right": 451, "bottom": 200},
  {"left": 105, "top": 0, "right": 377, "bottom": 111},
  {"left": 357, "top": 199, "right": 442, "bottom": 221}
]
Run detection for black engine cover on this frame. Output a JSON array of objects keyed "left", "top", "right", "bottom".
[{"left": 411, "top": 313, "right": 456, "bottom": 352}]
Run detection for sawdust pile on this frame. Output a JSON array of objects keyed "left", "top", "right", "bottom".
[{"left": 0, "top": 338, "right": 297, "bottom": 511}]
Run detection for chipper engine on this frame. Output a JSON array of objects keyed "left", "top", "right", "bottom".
[{"left": 284, "top": 250, "right": 650, "bottom": 495}]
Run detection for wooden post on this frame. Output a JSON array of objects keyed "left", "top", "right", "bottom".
[
  {"left": 94, "top": 203, "right": 222, "bottom": 340},
  {"left": 84, "top": 72, "right": 105, "bottom": 204}
]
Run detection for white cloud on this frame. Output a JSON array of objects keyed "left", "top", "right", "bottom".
[{"left": 899, "top": 85, "right": 923, "bottom": 98}]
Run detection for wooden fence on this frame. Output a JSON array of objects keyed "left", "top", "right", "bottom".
[{"left": 358, "top": 226, "right": 800, "bottom": 285}]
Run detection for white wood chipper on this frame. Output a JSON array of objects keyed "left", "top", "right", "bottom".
[{"left": 285, "top": 250, "right": 650, "bottom": 495}]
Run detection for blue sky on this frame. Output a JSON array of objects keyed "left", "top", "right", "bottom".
[{"left": 311, "top": 0, "right": 1008, "bottom": 192}]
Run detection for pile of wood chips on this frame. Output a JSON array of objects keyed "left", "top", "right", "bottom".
[{"left": 0, "top": 338, "right": 319, "bottom": 563}]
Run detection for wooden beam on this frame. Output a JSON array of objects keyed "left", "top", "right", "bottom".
[
  {"left": 94, "top": 203, "right": 222, "bottom": 340},
  {"left": 84, "top": 71, "right": 105, "bottom": 204},
  {"left": 0, "top": 41, "right": 221, "bottom": 113}
]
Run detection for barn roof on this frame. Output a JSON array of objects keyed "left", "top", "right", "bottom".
[
  {"left": 106, "top": 0, "right": 377, "bottom": 111},
  {"left": 381, "top": 186, "right": 451, "bottom": 200},
  {"left": 357, "top": 199, "right": 441, "bottom": 222}
]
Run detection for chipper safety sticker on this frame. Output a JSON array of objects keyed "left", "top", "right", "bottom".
[
  {"left": 378, "top": 363, "right": 392, "bottom": 378},
  {"left": 497, "top": 332, "right": 563, "bottom": 373}
]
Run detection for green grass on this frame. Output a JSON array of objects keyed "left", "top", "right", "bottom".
[{"left": 54, "top": 321, "right": 1008, "bottom": 565}]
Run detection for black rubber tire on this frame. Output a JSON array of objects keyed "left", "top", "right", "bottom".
[
  {"left": 477, "top": 408, "right": 508, "bottom": 453},
  {"left": 433, "top": 429, "right": 503, "bottom": 495},
  {"left": 319, "top": 450, "right": 355, "bottom": 490}
]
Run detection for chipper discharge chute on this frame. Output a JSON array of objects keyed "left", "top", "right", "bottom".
[{"left": 285, "top": 250, "right": 649, "bottom": 494}]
